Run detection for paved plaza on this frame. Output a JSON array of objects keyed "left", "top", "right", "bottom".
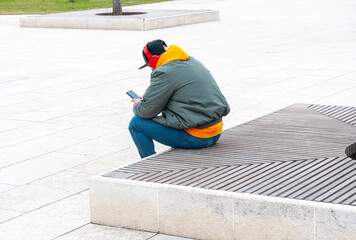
[{"left": 0, "top": 0, "right": 356, "bottom": 239}]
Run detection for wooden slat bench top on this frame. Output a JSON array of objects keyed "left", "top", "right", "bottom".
[{"left": 104, "top": 103, "right": 356, "bottom": 206}]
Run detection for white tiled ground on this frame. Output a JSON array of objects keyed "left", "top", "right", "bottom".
[{"left": 0, "top": 0, "right": 355, "bottom": 239}]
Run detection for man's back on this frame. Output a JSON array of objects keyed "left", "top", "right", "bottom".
[{"left": 151, "top": 56, "right": 230, "bottom": 129}]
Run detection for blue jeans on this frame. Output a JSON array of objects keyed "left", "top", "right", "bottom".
[{"left": 129, "top": 116, "right": 221, "bottom": 158}]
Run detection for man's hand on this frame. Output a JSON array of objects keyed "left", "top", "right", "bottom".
[{"left": 131, "top": 98, "right": 142, "bottom": 103}]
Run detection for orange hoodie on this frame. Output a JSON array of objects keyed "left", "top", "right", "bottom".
[{"left": 157, "top": 46, "right": 223, "bottom": 139}]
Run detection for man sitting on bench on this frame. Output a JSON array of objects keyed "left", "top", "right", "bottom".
[{"left": 129, "top": 39, "right": 230, "bottom": 158}]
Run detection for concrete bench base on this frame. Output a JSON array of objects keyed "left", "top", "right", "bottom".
[
  {"left": 90, "top": 177, "right": 356, "bottom": 240},
  {"left": 90, "top": 104, "right": 356, "bottom": 239},
  {"left": 19, "top": 8, "right": 220, "bottom": 30}
]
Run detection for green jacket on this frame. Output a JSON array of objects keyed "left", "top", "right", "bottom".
[{"left": 133, "top": 57, "right": 230, "bottom": 129}]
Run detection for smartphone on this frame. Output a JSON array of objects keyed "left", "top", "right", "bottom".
[{"left": 126, "top": 90, "right": 141, "bottom": 99}]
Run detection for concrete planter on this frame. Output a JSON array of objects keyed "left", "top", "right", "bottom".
[{"left": 19, "top": 8, "right": 220, "bottom": 30}]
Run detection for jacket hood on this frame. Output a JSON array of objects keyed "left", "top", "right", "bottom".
[{"left": 156, "top": 45, "right": 189, "bottom": 68}]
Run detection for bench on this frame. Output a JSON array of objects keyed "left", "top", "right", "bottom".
[{"left": 90, "top": 103, "right": 356, "bottom": 240}]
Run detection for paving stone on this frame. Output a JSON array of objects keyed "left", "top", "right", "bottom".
[
  {"left": 0, "top": 183, "right": 16, "bottom": 193},
  {"left": 150, "top": 234, "right": 194, "bottom": 240},
  {"left": 0, "top": 184, "right": 72, "bottom": 213},
  {"left": 59, "top": 131, "right": 134, "bottom": 157},
  {"left": 0, "top": 194, "right": 89, "bottom": 240},
  {"left": 0, "top": 122, "right": 75, "bottom": 147},
  {"left": 67, "top": 147, "right": 140, "bottom": 176},
  {"left": 0, "top": 151, "right": 97, "bottom": 185},
  {"left": 55, "top": 224, "right": 156, "bottom": 240},
  {"left": 0, "top": 209, "right": 23, "bottom": 224}
]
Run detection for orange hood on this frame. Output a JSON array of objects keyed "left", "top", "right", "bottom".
[{"left": 156, "top": 45, "right": 190, "bottom": 68}]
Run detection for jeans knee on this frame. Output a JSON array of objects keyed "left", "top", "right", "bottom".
[
  {"left": 129, "top": 115, "right": 148, "bottom": 132},
  {"left": 129, "top": 116, "right": 140, "bottom": 131}
]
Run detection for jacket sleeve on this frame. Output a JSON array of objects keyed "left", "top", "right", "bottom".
[{"left": 133, "top": 70, "right": 175, "bottom": 119}]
